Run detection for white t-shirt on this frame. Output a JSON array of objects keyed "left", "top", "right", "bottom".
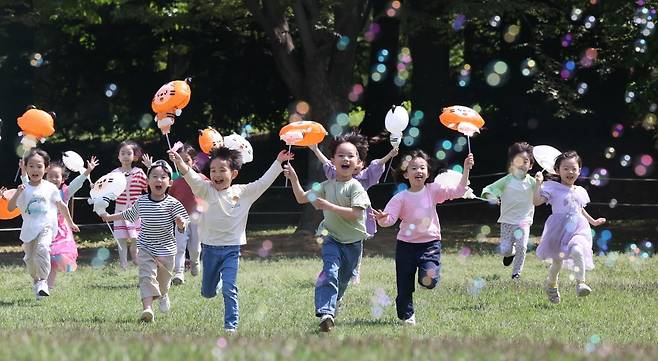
[{"left": 16, "top": 180, "right": 62, "bottom": 243}]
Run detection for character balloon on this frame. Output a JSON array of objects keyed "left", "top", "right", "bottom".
[
  {"left": 383, "top": 105, "right": 408, "bottom": 181},
  {"left": 198, "top": 127, "right": 223, "bottom": 154},
  {"left": 439, "top": 105, "right": 485, "bottom": 153},
  {"left": 279, "top": 121, "right": 327, "bottom": 187},
  {"left": 88, "top": 172, "right": 127, "bottom": 246}
]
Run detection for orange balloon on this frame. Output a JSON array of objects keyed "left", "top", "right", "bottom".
[
  {"left": 17, "top": 108, "right": 55, "bottom": 139},
  {"left": 0, "top": 189, "right": 21, "bottom": 220},
  {"left": 279, "top": 121, "right": 327, "bottom": 146},
  {"left": 151, "top": 79, "right": 192, "bottom": 114},
  {"left": 439, "top": 105, "right": 485, "bottom": 131},
  {"left": 198, "top": 127, "right": 223, "bottom": 154}
]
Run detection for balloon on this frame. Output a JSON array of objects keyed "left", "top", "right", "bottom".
[
  {"left": 198, "top": 127, "right": 223, "bottom": 154},
  {"left": 151, "top": 78, "right": 192, "bottom": 134},
  {"left": 533, "top": 145, "right": 562, "bottom": 175},
  {"left": 0, "top": 188, "right": 21, "bottom": 220},
  {"left": 62, "top": 151, "right": 85, "bottom": 174},
  {"left": 433, "top": 170, "right": 476, "bottom": 199},
  {"left": 279, "top": 121, "right": 327, "bottom": 146},
  {"left": 17, "top": 106, "right": 56, "bottom": 149},
  {"left": 224, "top": 133, "right": 254, "bottom": 163},
  {"left": 87, "top": 172, "right": 127, "bottom": 215},
  {"left": 439, "top": 105, "right": 485, "bottom": 133},
  {"left": 384, "top": 105, "right": 409, "bottom": 134},
  {"left": 390, "top": 132, "right": 402, "bottom": 148}
]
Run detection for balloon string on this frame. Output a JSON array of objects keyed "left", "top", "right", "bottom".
[
  {"left": 14, "top": 148, "right": 27, "bottom": 183},
  {"left": 164, "top": 133, "right": 180, "bottom": 174},
  {"left": 284, "top": 144, "right": 292, "bottom": 188},
  {"left": 105, "top": 221, "right": 121, "bottom": 253},
  {"left": 383, "top": 155, "right": 395, "bottom": 183},
  {"left": 467, "top": 136, "right": 472, "bottom": 154}
]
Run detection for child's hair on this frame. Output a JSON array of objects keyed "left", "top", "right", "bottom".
[
  {"left": 146, "top": 160, "right": 173, "bottom": 194},
  {"left": 508, "top": 142, "right": 534, "bottom": 167},
  {"left": 328, "top": 130, "right": 369, "bottom": 161},
  {"left": 24, "top": 148, "right": 51, "bottom": 168},
  {"left": 209, "top": 147, "right": 243, "bottom": 172},
  {"left": 49, "top": 160, "right": 71, "bottom": 180},
  {"left": 394, "top": 149, "right": 433, "bottom": 187},
  {"left": 553, "top": 150, "right": 582, "bottom": 179},
  {"left": 178, "top": 143, "right": 198, "bottom": 159},
  {"left": 116, "top": 140, "right": 143, "bottom": 167}
]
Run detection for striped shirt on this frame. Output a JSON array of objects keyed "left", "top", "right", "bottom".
[
  {"left": 122, "top": 194, "right": 189, "bottom": 256},
  {"left": 113, "top": 167, "right": 148, "bottom": 207}
]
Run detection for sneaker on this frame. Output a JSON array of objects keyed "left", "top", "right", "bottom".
[
  {"left": 36, "top": 280, "right": 50, "bottom": 298},
  {"left": 140, "top": 308, "right": 154, "bottom": 323},
  {"left": 576, "top": 283, "right": 592, "bottom": 297},
  {"left": 172, "top": 274, "right": 184, "bottom": 286},
  {"left": 319, "top": 314, "right": 335, "bottom": 332},
  {"left": 511, "top": 273, "right": 521, "bottom": 281},
  {"left": 190, "top": 262, "right": 199, "bottom": 277},
  {"left": 350, "top": 273, "right": 361, "bottom": 285},
  {"left": 159, "top": 294, "right": 171, "bottom": 313},
  {"left": 224, "top": 328, "right": 237, "bottom": 334},
  {"left": 545, "top": 284, "right": 561, "bottom": 304},
  {"left": 502, "top": 256, "right": 514, "bottom": 266},
  {"left": 399, "top": 313, "right": 416, "bottom": 326}
]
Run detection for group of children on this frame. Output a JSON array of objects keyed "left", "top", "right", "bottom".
[{"left": 4, "top": 130, "right": 606, "bottom": 332}]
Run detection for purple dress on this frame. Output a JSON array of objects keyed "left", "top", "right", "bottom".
[
  {"left": 323, "top": 160, "right": 385, "bottom": 237},
  {"left": 536, "top": 180, "right": 594, "bottom": 270}
]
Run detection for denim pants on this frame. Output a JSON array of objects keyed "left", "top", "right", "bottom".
[
  {"left": 315, "top": 236, "right": 363, "bottom": 317},
  {"left": 200, "top": 244, "right": 240, "bottom": 330},
  {"left": 395, "top": 240, "right": 442, "bottom": 320}
]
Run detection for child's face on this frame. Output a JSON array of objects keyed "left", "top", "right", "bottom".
[
  {"left": 180, "top": 152, "right": 194, "bottom": 167},
  {"left": 26, "top": 155, "right": 46, "bottom": 183},
  {"left": 209, "top": 158, "right": 238, "bottom": 191},
  {"left": 403, "top": 157, "right": 429, "bottom": 189},
  {"left": 46, "top": 166, "right": 65, "bottom": 188},
  {"left": 510, "top": 152, "right": 532, "bottom": 176},
  {"left": 148, "top": 167, "right": 171, "bottom": 197},
  {"left": 118, "top": 145, "right": 135, "bottom": 167},
  {"left": 557, "top": 157, "right": 580, "bottom": 186},
  {"left": 332, "top": 142, "right": 360, "bottom": 179},
  {"left": 353, "top": 160, "right": 364, "bottom": 176}
]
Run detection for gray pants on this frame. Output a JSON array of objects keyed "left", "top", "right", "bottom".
[
  {"left": 23, "top": 226, "right": 53, "bottom": 282},
  {"left": 500, "top": 223, "right": 529, "bottom": 276}
]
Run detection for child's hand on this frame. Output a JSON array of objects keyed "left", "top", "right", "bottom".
[
  {"left": 463, "top": 153, "right": 475, "bottom": 170},
  {"left": 167, "top": 150, "right": 182, "bottom": 163},
  {"left": 16, "top": 184, "right": 25, "bottom": 193},
  {"left": 283, "top": 164, "right": 299, "bottom": 182},
  {"left": 142, "top": 153, "right": 153, "bottom": 168},
  {"left": 592, "top": 217, "right": 606, "bottom": 226},
  {"left": 100, "top": 214, "right": 110, "bottom": 222},
  {"left": 277, "top": 150, "right": 295, "bottom": 163},
  {"left": 534, "top": 171, "right": 544, "bottom": 183},
  {"left": 388, "top": 147, "right": 399, "bottom": 158},
  {"left": 0, "top": 187, "right": 7, "bottom": 198},
  {"left": 70, "top": 223, "right": 80, "bottom": 233},
  {"left": 371, "top": 209, "right": 389, "bottom": 221},
  {"left": 84, "top": 156, "right": 99, "bottom": 175},
  {"left": 311, "top": 197, "right": 331, "bottom": 211},
  {"left": 175, "top": 215, "right": 187, "bottom": 230}
]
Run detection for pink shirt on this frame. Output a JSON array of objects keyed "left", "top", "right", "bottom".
[{"left": 378, "top": 183, "right": 466, "bottom": 243}]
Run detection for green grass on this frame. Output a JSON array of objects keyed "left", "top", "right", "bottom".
[{"left": 0, "top": 250, "right": 657, "bottom": 360}]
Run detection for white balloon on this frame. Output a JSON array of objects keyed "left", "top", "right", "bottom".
[
  {"left": 62, "top": 151, "right": 85, "bottom": 173},
  {"left": 533, "top": 145, "right": 562, "bottom": 175},
  {"left": 433, "top": 169, "right": 474, "bottom": 199},
  {"left": 384, "top": 105, "right": 409, "bottom": 134},
  {"left": 90, "top": 172, "right": 127, "bottom": 201},
  {"left": 390, "top": 132, "right": 402, "bottom": 148},
  {"left": 224, "top": 133, "right": 254, "bottom": 163}
]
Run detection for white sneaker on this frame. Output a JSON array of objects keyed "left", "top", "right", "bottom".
[
  {"left": 36, "top": 280, "right": 50, "bottom": 298},
  {"left": 399, "top": 314, "right": 416, "bottom": 326},
  {"left": 224, "top": 328, "right": 237, "bottom": 334},
  {"left": 140, "top": 308, "right": 154, "bottom": 322},
  {"left": 319, "top": 314, "right": 335, "bottom": 332},
  {"left": 172, "top": 274, "right": 184, "bottom": 285},
  {"left": 159, "top": 294, "right": 171, "bottom": 313},
  {"left": 576, "top": 283, "right": 592, "bottom": 297}
]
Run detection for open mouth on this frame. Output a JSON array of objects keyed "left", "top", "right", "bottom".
[
  {"left": 213, "top": 179, "right": 224, "bottom": 186},
  {"left": 154, "top": 185, "right": 163, "bottom": 191},
  {"left": 414, "top": 175, "right": 424, "bottom": 180},
  {"left": 340, "top": 164, "right": 350, "bottom": 169}
]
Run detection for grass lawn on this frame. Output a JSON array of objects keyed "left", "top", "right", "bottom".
[{"left": 0, "top": 240, "right": 657, "bottom": 360}]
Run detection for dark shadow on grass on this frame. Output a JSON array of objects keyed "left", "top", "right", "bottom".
[
  {"left": 0, "top": 298, "right": 39, "bottom": 307},
  {"left": 448, "top": 303, "right": 488, "bottom": 312},
  {"left": 89, "top": 283, "right": 137, "bottom": 290},
  {"left": 340, "top": 318, "right": 398, "bottom": 326}
]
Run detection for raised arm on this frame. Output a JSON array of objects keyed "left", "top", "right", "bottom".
[
  {"left": 283, "top": 163, "right": 311, "bottom": 204},
  {"left": 378, "top": 147, "right": 399, "bottom": 164},
  {"left": 533, "top": 172, "right": 546, "bottom": 206},
  {"left": 459, "top": 153, "right": 475, "bottom": 189},
  {"left": 309, "top": 144, "right": 331, "bottom": 165}
]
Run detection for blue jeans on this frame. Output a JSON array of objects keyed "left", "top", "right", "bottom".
[
  {"left": 315, "top": 236, "right": 363, "bottom": 317},
  {"left": 395, "top": 240, "right": 441, "bottom": 320},
  {"left": 201, "top": 244, "right": 240, "bottom": 330}
]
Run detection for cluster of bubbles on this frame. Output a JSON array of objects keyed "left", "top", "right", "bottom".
[
  {"left": 29, "top": 53, "right": 44, "bottom": 67},
  {"left": 561, "top": 33, "right": 573, "bottom": 48},
  {"left": 634, "top": 38, "right": 648, "bottom": 53},
  {"left": 257, "top": 240, "right": 273, "bottom": 258},
  {"left": 595, "top": 229, "right": 612, "bottom": 254},
  {"left": 402, "top": 110, "right": 424, "bottom": 147},
  {"left": 570, "top": 8, "right": 583, "bottom": 22},
  {"left": 452, "top": 14, "right": 467, "bottom": 31},
  {"left": 633, "top": 6, "right": 656, "bottom": 52},
  {"left": 485, "top": 60, "right": 509, "bottom": 87},
  {"left": 467, "top": 276, "right": 486, "bottom": 296},
  {"left": 589, "top": 168, "right": 609, "bottom": 187},
  {"left": 619, "top": 154, "right": 631, "bottom": 167},
  {"left": 489, "top": 15, "right": 501, "bottom": 28},
  {"left": 608, "top": 198, "right": 618, "bottom": 208},
  {"left": 364, "top": 23, "right": 381, "bottom": 42},
  {"left": 625, "top": 90, "right": 636, "bottom": 103},
  {"left": 583, "top": 15, "right": 596, "bottom": 29},
  {"left": 394, "top": 47, "right": 412, "bottom": 87},
  {"left": 580, "top": 48, "right": 598, "bottom": 68},
  {"left": 603, "top": 146, "right": 615, "bottom": 159},
  {"left": 611, "top": 123, "right": 624, "bottom": 138},
  {"left": 560, "top": 59, "right": 576, "bottom": 80},
  {"left": 585, "top": 335, "right": 602, "bottom": 354},
  {"left": 370, "top": 49, "right": 389, "bottom": 82},
  {"left": 211, "top": 337, "right": 228, "bottom": 360},
  {"left": 288, "top": 100, "right": 310, "bottom": 123},
  {"left": 371, "top": 288, "right": 392, "bottom": 318},
  {"left": 330, "top": 111, "right": 360, "bottom": 137},
  {"left": 457, "top": 64, "right": 471, "bottom": 87},
  {"left": 642, "top": 113, "right": 656, "bottom": 130},
  {"left": 577, "top": 82, "right": 589, "bottom": 95},
  {"left": 90, "top": 247, "right": 110, "bottom": 268},
  {"left": 105, "top": 83, "right": 118, "bottom": 98},
  {"left": 503, "top": 24, "right": 521, "bottom": 43},
  {"left": 627, "top": 241, "right": 653, "bottom": 259},
  {"left": 336, "top": 36, "right": 350, "bottom": 51},
  {"left": 476, "top": 225, "right": 491, "bottom": 242},
  {"left": 633, "top": 154, "right": 654, "bottom": 176},
  {"left": 520, "top": 58, "right": 537, "bottom": 77},
  {"left": 348, "top": 83, "right": 364, "bottom": 102},
  {"left": 386, "top": 0, "right": 401, "bottom": 18},
  {"left": 434, "top": 136, "right": 468, "bottom": 160}
]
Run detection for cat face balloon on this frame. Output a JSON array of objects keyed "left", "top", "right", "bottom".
[{"left": 88, "top": 172, "right": 127, "bottom": 215}]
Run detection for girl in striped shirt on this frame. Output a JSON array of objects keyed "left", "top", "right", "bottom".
[
  {"left": 112, "top": 141, "right": 148, "bottom": 269},
  {"left": 102, "top": 160, "right": 189, "bottom": 322}
]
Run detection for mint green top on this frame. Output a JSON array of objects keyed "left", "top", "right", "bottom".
[
  {"left": 481, "top": 173, "right": 537, "bottom": 225},
  {"left": 313, "top": 178, "right": 371, "bottom": 243}
]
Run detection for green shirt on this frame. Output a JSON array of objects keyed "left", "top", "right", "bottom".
[{"left": 314, "top": 178, "right": 371, "bottom": 243}]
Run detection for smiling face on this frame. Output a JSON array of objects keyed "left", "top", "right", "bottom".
[
  {"left": 209, "top": 158, "right": 238, "bottom": 191},
  {"left": 332, "top": 142, "right": 360, "bottom": 181},
  {"left": 26, "top": 154, "right": 47, "bottom": 184},
  {"left": 118, "top": 145, "right": 135, "bottom": 168},
  {"left": 148, "top": 166, "right": 171, "bottom": 198},
  {"left": 403, "top": 157, "right": 429, "bottom": 190},
  {"left": 46, "top": 165, "right": 65, "bottom": 189},
  {"left": 557, "top": 156, "right": 581, "bottom": 186},
  {"left": 510, "top": 152, "right": 532, "bottom": 177}
]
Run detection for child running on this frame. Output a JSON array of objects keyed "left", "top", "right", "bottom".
[
  {"left": 373, "top": 150, "right": 474, "bottom": 326},
  {"left": 481, "top": 142, "right": 536, "bottom": 280},
  {"left": 534, "top": 150, "right": 605, "bottom": 304}
]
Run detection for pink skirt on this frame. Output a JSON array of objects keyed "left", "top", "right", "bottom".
[{"left": 113, "top": 218, "right": 141, "bottom": 239}]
